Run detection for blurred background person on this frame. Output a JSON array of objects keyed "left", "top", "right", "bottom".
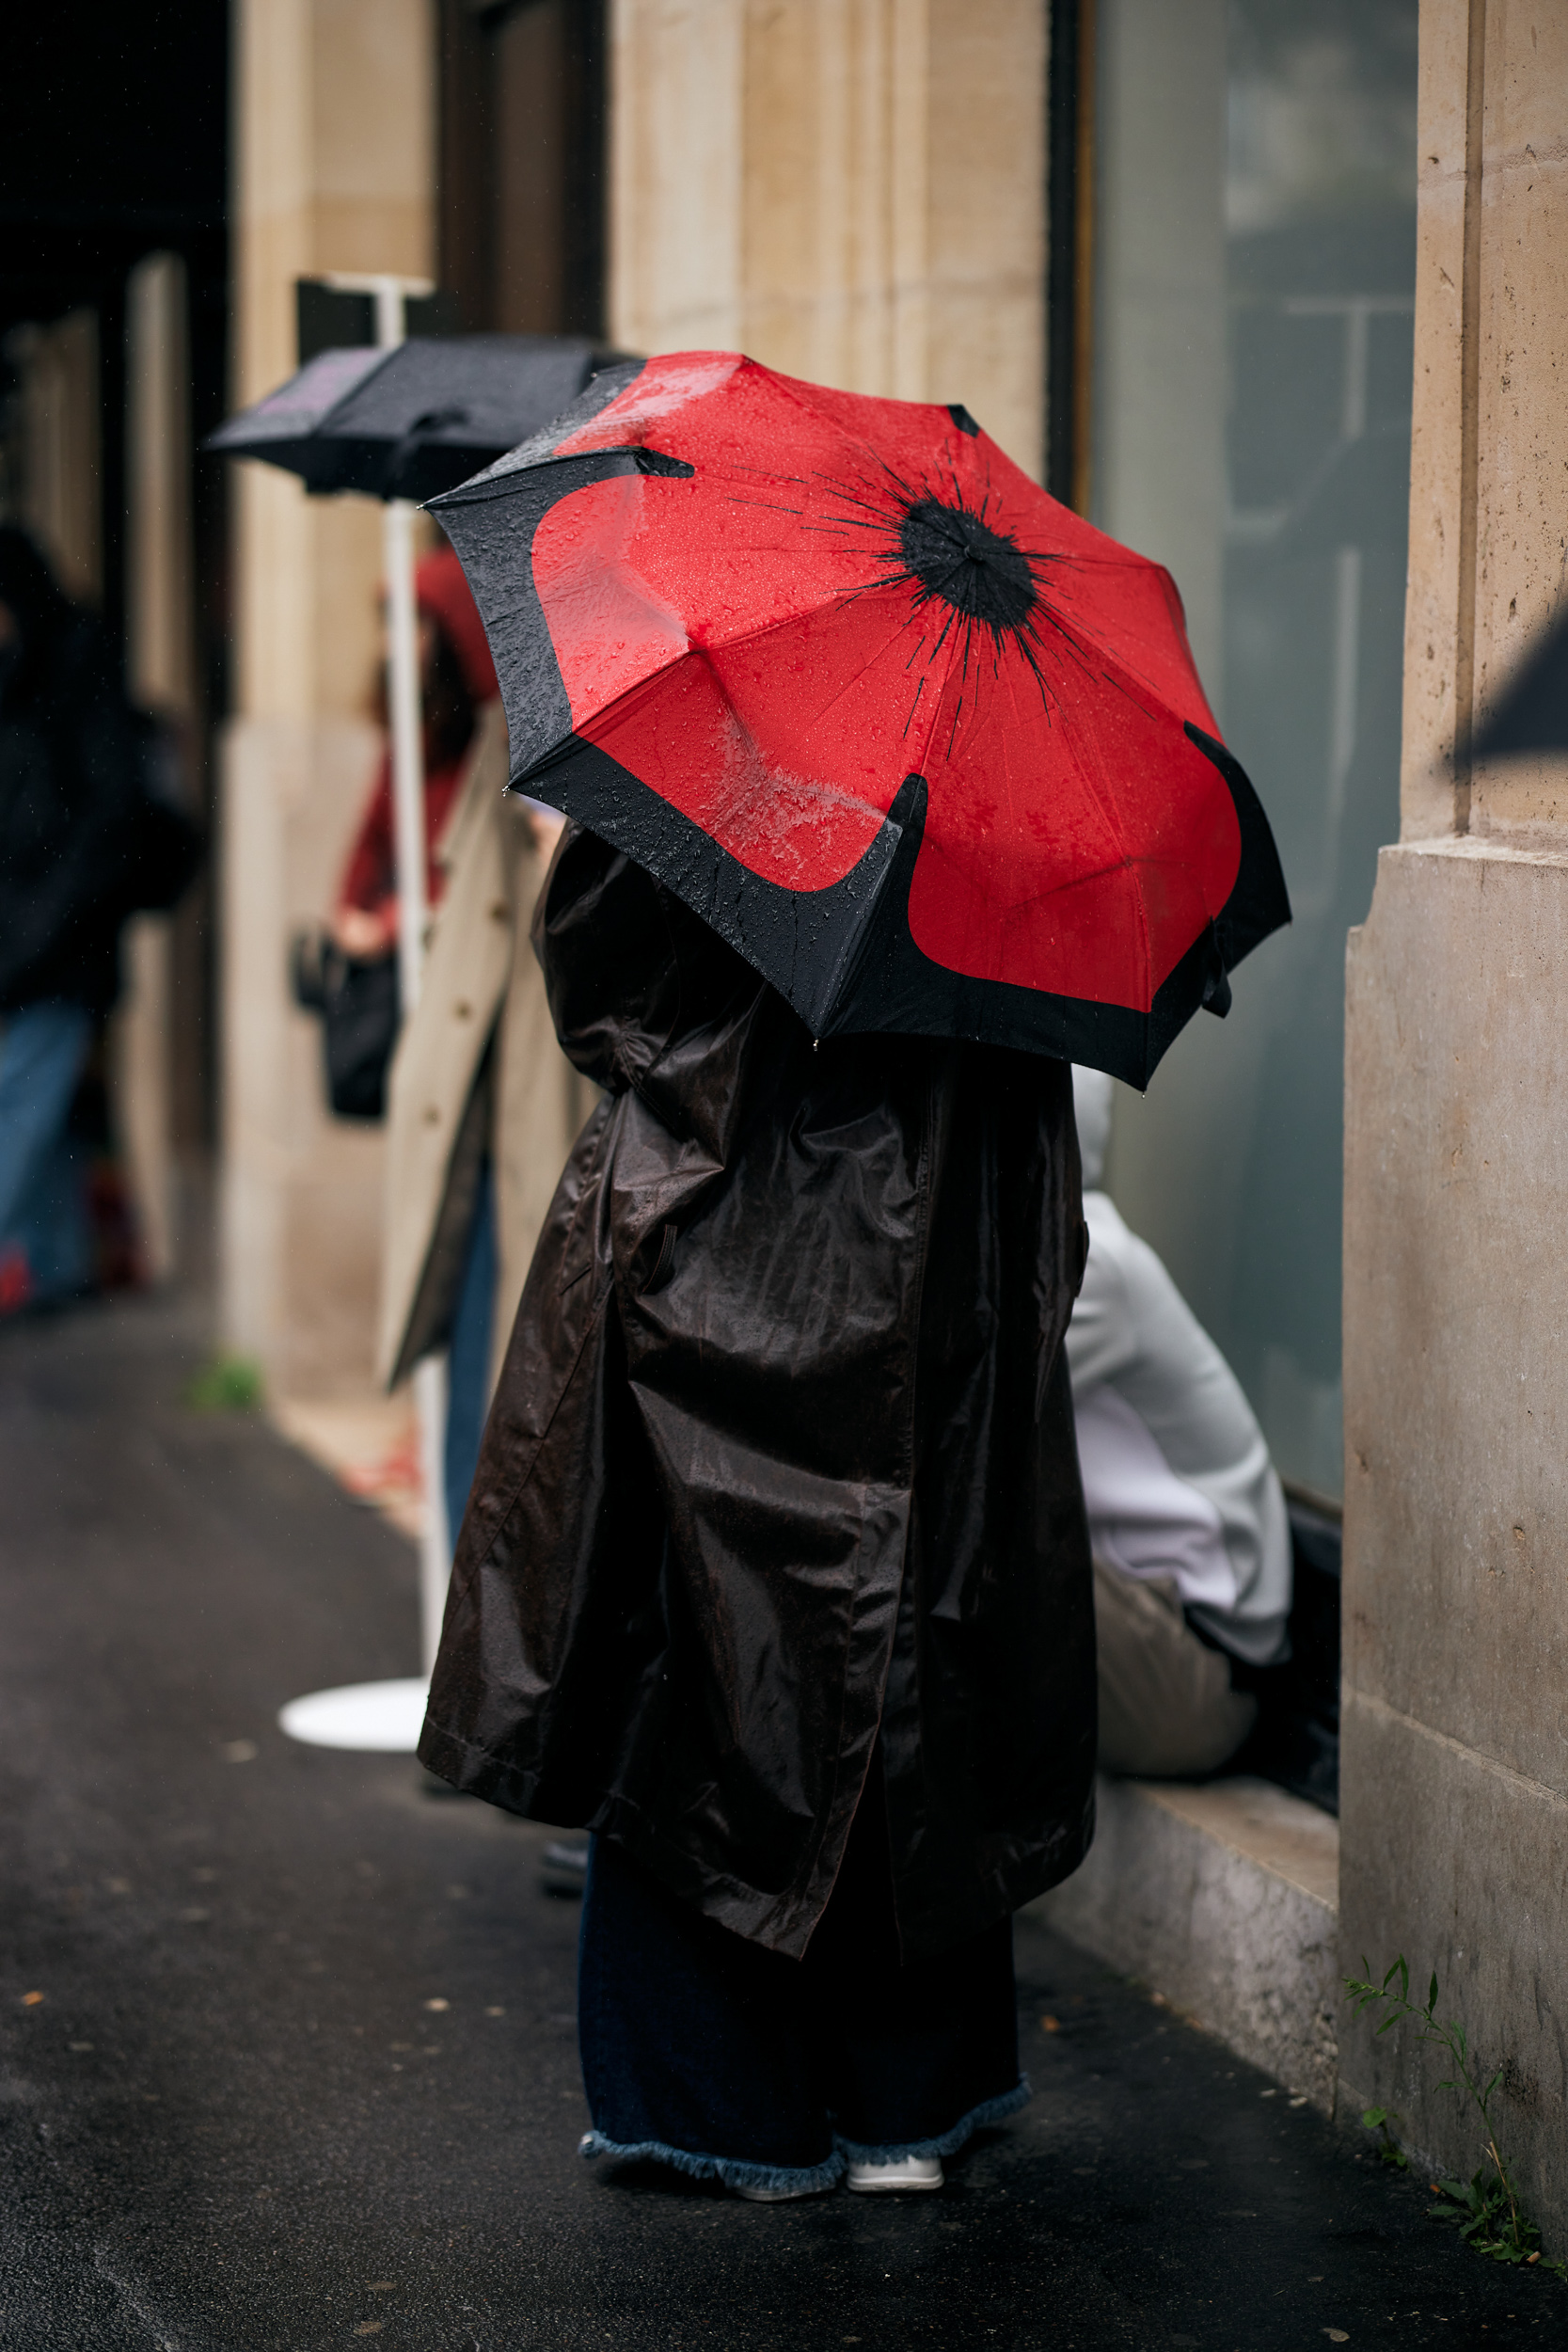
[
  {"left": 293, "top": 543, "right": 502, "bottom": 1125},
  {"left": 372, "top": 541, "right": 592, "bottom": 1560},
  {"left": 330, "top": 542, "right": 498, "bottom": 962},
  {"left": 0, "top": 525, "right": 199, "bottom": 1316}
]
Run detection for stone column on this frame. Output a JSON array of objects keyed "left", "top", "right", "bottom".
[
  {"left": 1341, "top": 0, "right": 1568, "bottom": 2235},
  {"left": 12, "top": 311, "right": 103, "bottom": 603},
  {"left": 221, "top": 0, "right": 434, "bottom": 1396},
  {"left": 119, "top": 253, "right": 198, "bottom": 1285},
  {"left": 609, "top": 0, "right": 1047, "bottom": 476}
]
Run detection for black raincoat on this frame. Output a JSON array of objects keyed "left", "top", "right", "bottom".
[{"left": 420, "top": 826, "right": 1098, "bottom": 1960}]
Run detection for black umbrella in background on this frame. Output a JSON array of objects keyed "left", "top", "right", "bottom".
[
  {"left": 210, "top": 293, "right": 628, "bottom": 1753},
  {"left": 208, "top": 326, "right": 625, "bottom": 1009},
  {"left": 207, "top": 326, "right": 626, "bottom": 1037},
  {"left": 1472, "top": 603, "right": 1568, "bottom": 758},
  {"left": 206, "top": 333, "right": 624, "bottom": 501}
]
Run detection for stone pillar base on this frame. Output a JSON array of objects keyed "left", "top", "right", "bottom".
[{"left": 1343, "top": 836, "right": 1568, "bottom": 2236}]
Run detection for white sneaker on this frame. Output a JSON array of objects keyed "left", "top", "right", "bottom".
[
  {"left": 734, "top": 2179, "right": 829, "bottom": 2202},
  {"left": 845, "top": 2154, "right": 943, "bottom": 2194}
]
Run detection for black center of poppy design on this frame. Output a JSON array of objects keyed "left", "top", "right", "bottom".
[{"left": 898, "top": 498, "right": 1037, "bottom": 632}]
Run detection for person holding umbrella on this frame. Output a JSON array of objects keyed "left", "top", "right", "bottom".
[
  {"left": 372, "top": 571, "right": 594, "bottom": 1572},
  {"left": 330, "top": 544, "right": 498, "bottom": 962},
  {"left": 333, "top": 538, "right": 593, "bottom": 1578},
  {"left": 417, "top": 356, "right": 1291, "bottom": 2197}
]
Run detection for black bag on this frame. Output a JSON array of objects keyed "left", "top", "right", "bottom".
[{"left": 291, "top": 931, "right": 400, "bottom": 1120}]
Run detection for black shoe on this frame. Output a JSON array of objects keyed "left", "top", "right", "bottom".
[
  {"left": 1229, "top": 1503, "right": 1341, "bottom": 1816},
  {"left": 540, "top": 1839, "right": 590, "bottom": 1896}
]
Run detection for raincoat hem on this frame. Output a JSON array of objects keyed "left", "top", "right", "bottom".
[
  {"left": 994, "top": 1816, "right": 1099, "bottom": 1915},
  {"left": 881, "top": 1826, "right": 1099, "bottom": 1963},
  {"left": 591, "top": 1800, "right": 822, "bottom": 1957},
  {"left": 416, "top": 1720, "right": 548, "bottom": 1818}
]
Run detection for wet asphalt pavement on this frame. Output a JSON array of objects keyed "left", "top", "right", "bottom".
[{"left": 1, "top": 1295, "right": 1561, "bottom": 2350}]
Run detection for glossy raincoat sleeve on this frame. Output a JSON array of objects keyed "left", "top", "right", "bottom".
[
  {"left": 531, "top": 819, "right": 763, "bottom": 1134},
  {"left": 417, "top": 1090, "right": 668, "bottom": 1824}
]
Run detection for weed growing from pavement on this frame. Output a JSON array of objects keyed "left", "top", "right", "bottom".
[
  {"left": 1360, "top": 2105, "right": 1408, "bottom": 2171},
  {"left": 183, "top": 1353, "right": 264, "bottom": 1411},
  {"left": 1345, "top": 1956, "right": 1566, "bottom": 2279}
]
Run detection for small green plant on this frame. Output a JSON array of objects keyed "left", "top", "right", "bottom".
[
  {"left": 1360, "top": 2105, "right": 1408, "bottom": 2169},
  {"left": 183, "top": 1353, "right": 264, "bottom": 1412},
  {"left": 1345, "top": 1956, "right": 1565, "bottom": 2278}
]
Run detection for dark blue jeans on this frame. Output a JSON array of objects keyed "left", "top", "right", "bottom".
[
  {"left": 578, "top": 1764, "right": 1027, "bottom": 2195},
  {"left": 443, "top": 1158, "right": 497, "bottom": 1547},
  {"left": 0, "top": 1003, "right": 94, "bottom": 1311}
]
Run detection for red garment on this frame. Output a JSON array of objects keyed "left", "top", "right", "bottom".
[
  {"left": 417, "top": 543, "right": 498, "bottom": 703},
  {"left": 336, "top": 544, "right": 498, "bottom": 922},
  {"left": 337, "top": 751, "right": 469, "bottom": 921}
]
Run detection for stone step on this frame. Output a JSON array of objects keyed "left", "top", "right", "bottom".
[{"left": 1026, "top": 1773, "right": 1340, "bottom": 2113}]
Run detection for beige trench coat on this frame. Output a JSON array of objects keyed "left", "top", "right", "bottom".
[{"left": 377, "top": 700, "right": 594, "bottom": 1394}]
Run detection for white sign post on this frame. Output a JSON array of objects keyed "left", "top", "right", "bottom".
[{"left": 280, "top": 274, "right": 454, "bottom": 1756}]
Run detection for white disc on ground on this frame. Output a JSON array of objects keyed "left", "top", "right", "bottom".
[{"left": 277, "top": 1677, "right": 430, "bottom": 1752}]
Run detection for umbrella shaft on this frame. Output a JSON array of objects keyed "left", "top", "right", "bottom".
[
  {"left": 384, "top": 497, "right": 427, "bottom": 1013},
  {"left": 383, "top": 497, "right": 449, "bottom": 1631}
]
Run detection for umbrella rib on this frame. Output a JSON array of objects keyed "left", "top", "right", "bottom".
[
  {"left": 725, "top": 463, "right": 811, "bottom": 485},
  {"left": 801, "top": 514, "right": 901, "bottom": 538},
  {"left": 574, "top": 582, "right": 953, "bottom": 782}
]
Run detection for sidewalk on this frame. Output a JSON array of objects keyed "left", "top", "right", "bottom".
[{"left": 0, "top": 1295, "right": 1559, "bottom": 2349}]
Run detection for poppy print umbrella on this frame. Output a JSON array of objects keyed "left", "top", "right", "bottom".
[{"left": 429, "top": 352, "right": 1290, "bottom": 1086}]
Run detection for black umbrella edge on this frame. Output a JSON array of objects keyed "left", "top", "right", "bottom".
[
  {"left": 512, "top": 733, "right": 1288, "bottom": 1090},
  {"left": 208, "top": 342, "right": 637, "bottom": 501}
]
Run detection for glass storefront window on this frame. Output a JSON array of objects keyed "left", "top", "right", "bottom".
[{"left": 1089, "top": 0, "right": 1418, "bottom": 1501}]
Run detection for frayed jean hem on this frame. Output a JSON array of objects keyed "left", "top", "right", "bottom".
[
  {"left": 578, "top": 2129, "right": 844, "bottom": 2198},
  {"left": 832, "top": 2074, "right": 1031, "bottom": 2166}
]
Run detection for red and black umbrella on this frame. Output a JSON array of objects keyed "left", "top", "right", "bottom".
[{"left": 430, "top": 352, "right": 1290, "bottom": 1085}]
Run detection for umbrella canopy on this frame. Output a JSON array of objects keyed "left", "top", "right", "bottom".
[
  {"left": 206, "top": 334, "right": 625, "bottom": 502},
  {"left": 430, "top": 352, "right": 1291, "bottom": 1085}
]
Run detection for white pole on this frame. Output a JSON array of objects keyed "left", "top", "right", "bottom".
[
  {"left": 386, "top": 497, "right": 453, "bottom": 1673},
  {"left": 383, "top": 497, "right": 427, "bottom": 1016},
  {"left": 372, "top": 278, "right": 454, "bottom": 1685},
  {"left": 278, "top": 271, "right": 453, "bottom": 1752}
]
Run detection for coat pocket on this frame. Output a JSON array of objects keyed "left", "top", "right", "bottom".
[{"left": 641, "top": 1221, "right": 679, "bottom": 1295}]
